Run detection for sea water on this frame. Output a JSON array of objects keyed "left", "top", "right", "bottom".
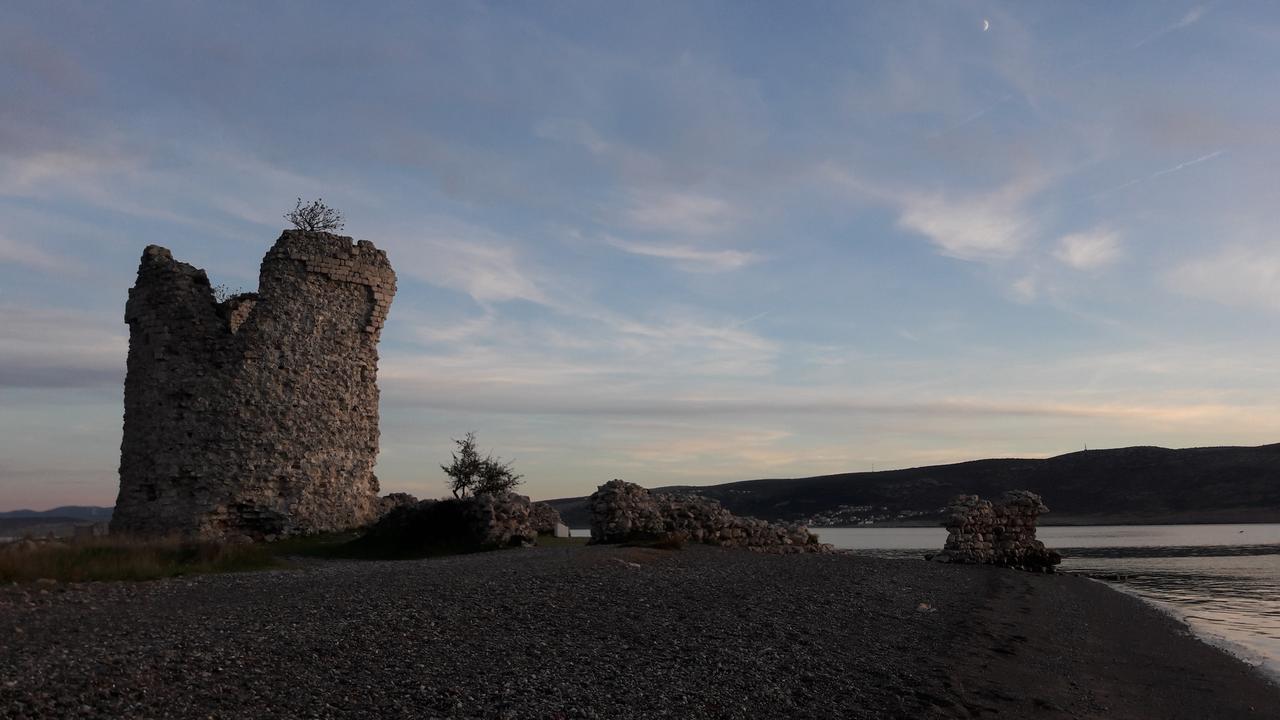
[{"left": 815, "top": 524, "right": 1280, "bottom": 682}]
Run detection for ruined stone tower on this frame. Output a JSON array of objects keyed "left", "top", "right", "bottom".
[{"left": 111, "top": 230, "right": 396, "bottom": 539}]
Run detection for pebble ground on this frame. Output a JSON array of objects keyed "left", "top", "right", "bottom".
[{"left": 3, "top": 545, "right": 1277, "bottom": 719}]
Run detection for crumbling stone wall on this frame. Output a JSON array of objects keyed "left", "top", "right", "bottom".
[
  {"left": 589, "top": 480, "right": 830, "bottom": 553},
  {"left": 529, "top": 502, "right": 564, "bottom": 535},
  {"left": 928, "top": 491, "right": 1062, "bottom": 571},
  {"left": 112, "top": 230, "right": 396, "bottom": 540},
  {"left": 466, "top": 493, "right": 538, "bottom": 548},
  {"left": 378, "top": 492, "right": 420, "bottom": 520}
]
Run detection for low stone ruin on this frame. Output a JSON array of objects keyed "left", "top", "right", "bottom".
[
  {"left": 589, "top": 480, "right": 831, "bottom": 553},
  {"left": 928, "top": 491, "right": 1062, "bottom": 571},
  {"left": 377, "top": 492, "right": 420, "bottom": 519},
  {"left": 466, "top": 493, "right": 538, "bottom": 548},
  {"left": 529, "top": 502, "right": 564, "bottom": 536},
  {"left": 359, "top": 492, "right": 537, "bottom": 554}
]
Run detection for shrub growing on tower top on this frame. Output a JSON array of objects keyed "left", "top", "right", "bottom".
[{"left": 285, "top": 197, "right": 345, "bottom": 232}]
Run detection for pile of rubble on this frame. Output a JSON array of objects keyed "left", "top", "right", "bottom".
[
  {"left": 528, "top": 502, "right": 564, "bottom": 536},
  {"left": 588, "top": 480, "right": 831, "bottom": 553},
  {"left": 360, "top": 491, "right": 537, "bottom": 553},
  {"left": 377, "top": 492, "right": 419, "bottom": 518},
  {"left": 463, "top": 493, "right": 539, "bottom": 548}
]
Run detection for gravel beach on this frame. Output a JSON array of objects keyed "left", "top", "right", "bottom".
[{"left": 2, "top": 545, "right": 1277, "bottom": 719}]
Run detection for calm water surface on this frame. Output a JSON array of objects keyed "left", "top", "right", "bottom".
[{"left": 816, "top": 524, "right": 1280, "bottom": 681}]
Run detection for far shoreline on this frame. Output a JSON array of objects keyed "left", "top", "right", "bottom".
[{"left": 816, "top": 513, "right": 1280, "bottom": 528}]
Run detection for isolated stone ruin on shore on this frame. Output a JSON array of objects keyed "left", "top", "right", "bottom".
[
  {"left": 112, "top": 230, "right": 396, "bottom": 540},
  {"left": 928, "top": 490, "right": 1062, "bottom": 571},
  {"left": 528, "top": 501, "right": 565, "bottom": 535},
  {"left": 362, "top": 491, "right": 540, "bottom": 552},
  {"left": 360, "top": 495, "right": 570, "bottom": 553},
  {"left": 589, "top": 479, "right": 832, "bottom": 553}
]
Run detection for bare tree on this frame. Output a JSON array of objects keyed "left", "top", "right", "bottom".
[
  {"left": 441, "top": 432, "right": 524, "bottom": 498},
  {"left": 212, "top": 283, "right": 245, "bottom": 303},
  {"left": 285, "top": 198, "right": 345, "bottom": 232}
]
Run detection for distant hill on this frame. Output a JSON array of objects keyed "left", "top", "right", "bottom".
[
  {"left": 545, "top": 444, "right": 1280, "bottom": 527},
  {"left": 0, "top": 506, "right": 113, "bottom": 521},
  {"left": 0, "top": 507, "right": 112, "bottom": 539}
]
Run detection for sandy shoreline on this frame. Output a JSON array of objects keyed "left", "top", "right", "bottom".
[{"left": 2, "top": 545, "right": 1277, "bottom": 718}]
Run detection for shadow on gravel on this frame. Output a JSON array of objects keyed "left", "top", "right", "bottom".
[{"left": 277, "top": 530, "right": 590, "bottom": 562}]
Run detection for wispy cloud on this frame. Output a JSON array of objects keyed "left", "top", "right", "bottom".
[
  {"left": 0, "top": 141, "right": 367, "bottom": 240},
  {"left": 895, "top": 189, "right": 1035, "bottom": 262},
  {"left": 1055, "top": 228, "right": 1122, "bottom": 270},
  {"left": 1133, "top": 4, "right": 1209, "bottom": 49},
  {"left": 1167, "top": 244, "right": 1280, "bottom": 311},
  {"left": 0, "top": 304, "right": 126, "bottom": 388},
  {"left": 607, "top": 237, "right": 759, "bottom": 272},
  {"left": 380, "top": 303, "right": 783, "bottom": 418},
  {"left": 1010, "top": 274, "right": 1039, "bottom": 303},
  {"left": 378, "top": 370, "right": 1263, "bottom": 427},
  {"left": 379, "top": 219, "right": 551, "bottom": 307},
  {"left": 623, "top": 189, "right": 742, "bottom": 236},
  {"left": 822, "top": 165, "right": 1044, "bottom": 263},
  {"left": 0, "top": 234, "right": 79, "bottom": 274},
  {"left": 0, "top": 148, "right": 139, "bottom": 199},
  {"left": 397, "top": 308, "right": 498, "bottom": 345},
  {"left": 534, "top": 118, "right": 663, "bottom": 181},
  {"left": 613, "top": 427, "right": 800, "bottom": 472}
]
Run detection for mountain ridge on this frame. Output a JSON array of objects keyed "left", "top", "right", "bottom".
[
  {"left": 545, "top": 443, "right": 1280, "bottom": 527},
  {"left": 0, "top": 506, "right": 113, "bottom": 521}
]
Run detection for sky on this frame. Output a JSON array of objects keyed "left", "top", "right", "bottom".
[{"left": 3, "top": 1, "right": 1280, "bottom": 510}]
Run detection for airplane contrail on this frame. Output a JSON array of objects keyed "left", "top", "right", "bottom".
[
  {"left": 1148, "top": 149, "right": 1223, "bottom": 179},
  {"left": 728, "top": 311, "right": 770, "bottom": 329},
  {"left": 1089, "top": 150, "right": 1224, "bottom": 200}
]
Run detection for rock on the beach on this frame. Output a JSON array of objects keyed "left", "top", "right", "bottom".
[{"left": 588, "top": 479, "right": 832, "bottom": 553}]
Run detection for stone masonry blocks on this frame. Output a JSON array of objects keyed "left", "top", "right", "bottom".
[{"left": 111, "top": 230, "right": 397, "bottom": 540}]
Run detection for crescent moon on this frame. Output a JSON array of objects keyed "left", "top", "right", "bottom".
[{"left": 983, "top": 19, "right": 990, "bottom": 32}]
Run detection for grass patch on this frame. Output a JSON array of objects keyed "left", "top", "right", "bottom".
[
  {"left": 0, "top": 529, "right": 591, "bottom": 583},
  {"left": 621, "top": 531, "right": 688, "bottom": 551},
  {"left": 267, "top": 531, "right": 364, "bottom": 559},
  {"left": 0, "top": 536, "right": 280, "bottom": 584},
  {"left": 535, "top": 534, "right": 589, "bottom": 548}
]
